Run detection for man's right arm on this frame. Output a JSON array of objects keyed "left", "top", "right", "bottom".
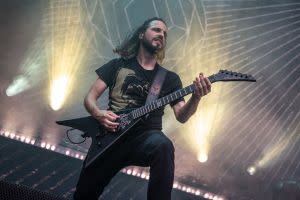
[{"left": 84, "top": 78, "right": 119, "bottom": 132}]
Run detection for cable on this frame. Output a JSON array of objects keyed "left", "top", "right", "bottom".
[{"left": 66, "top": 128, "right": 86, "bottom": 144}]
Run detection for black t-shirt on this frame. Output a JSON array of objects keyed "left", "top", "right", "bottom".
[{"left": 95, "top": 58, "right": 184, "bottom": 131}]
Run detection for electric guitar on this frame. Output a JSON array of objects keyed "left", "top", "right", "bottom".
[{"left": 56, "top": 70, "right": 256, "bottom": 169}]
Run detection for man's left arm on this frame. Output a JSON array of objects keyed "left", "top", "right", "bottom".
[{"left": 172, "top": 73, "right": 211, "bottom": 123}]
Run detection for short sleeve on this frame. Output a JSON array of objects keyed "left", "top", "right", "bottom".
[
  {"left": 95, "top": 58, "right": 122, "bottom": 88},
  {"left": 162, "top": 71, "right": 185, "bottom": 107}
]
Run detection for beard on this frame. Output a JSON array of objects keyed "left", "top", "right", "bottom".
[{"left": 141, "top": 37, "right": 163, "bottom": 55}]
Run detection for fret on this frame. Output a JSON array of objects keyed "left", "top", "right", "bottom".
[
  {"left": 129, "top": 84, "right": 195, "bottom": 120},
  {"left": 157, "top": 100, "right": 162, "bottom": 107},
  {"left": 141, "top": 108, "right": 144, "bottom": 116},
  {"left": 171, "top": 94, "right": 174, "bottom": 101}
]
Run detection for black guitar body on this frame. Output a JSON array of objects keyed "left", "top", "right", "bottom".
[{"left": 57, "top": 112, "right": 141, "bottom": 169}]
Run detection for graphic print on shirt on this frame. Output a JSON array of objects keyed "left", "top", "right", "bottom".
[{"left": 110, "top": 67, "right": 150, "bottom": 111}]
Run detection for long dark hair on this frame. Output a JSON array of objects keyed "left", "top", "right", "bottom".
[{"left": 114, "top": 17, "right": 167, "bottom": 64}]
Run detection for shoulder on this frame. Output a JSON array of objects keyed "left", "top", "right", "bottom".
[
  {"left": 95, "top": 58, "right": 126, "bottom": 73},
  {"left": 101, "top": 58, "right": 125, "bottom": 68},
  {"left": 160, "top": 66, "right": 181, "bottom": 81}
]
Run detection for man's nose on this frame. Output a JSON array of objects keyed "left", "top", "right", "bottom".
[{"left": 157, "top": 33, "right": 164, "bottom": 40}]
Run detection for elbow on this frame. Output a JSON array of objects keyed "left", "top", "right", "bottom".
[
  {"left": 176, "top": 116, "right": 188, "bottom": 124},
  {"left": 83, "top": 94, "right": 92, "bottom": 111},
  {"left": 83, "top": 95, "right": 88, "bottom": 108}
]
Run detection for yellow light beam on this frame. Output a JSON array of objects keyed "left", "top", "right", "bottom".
[{"left": 45, "top": 0, "right": 89, "bottom": 110}]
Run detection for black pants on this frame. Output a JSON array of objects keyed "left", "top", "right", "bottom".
[{"left": 73, "top": 130, "right": 175, "bottom": 200}]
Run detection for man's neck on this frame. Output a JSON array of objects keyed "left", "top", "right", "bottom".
[{"left": 136, "top": 47, "right": 157, "bottom": 70}]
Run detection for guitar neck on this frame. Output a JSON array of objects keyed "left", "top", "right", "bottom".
[{"left": 129, "top": 75, "right": 217, "bottom": 119}]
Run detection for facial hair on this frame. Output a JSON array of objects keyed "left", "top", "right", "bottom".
[{"left": 141, "top": 37, "right": 162, "bottom": 55}]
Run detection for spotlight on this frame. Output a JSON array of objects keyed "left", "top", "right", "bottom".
[
  {"left": 173, "top": 182, "right": 178, "bottom": 188},
  {"left": 25, "top": 137, "right": 30, "bottom": 143},
  {"left": 141, "top": 172, "right": 146, "bottom": 179},
  {"left": 198, "top": 152, "right": 208, "bottom": 163},
  {"left": 126, "top": 169, "right": 132, "bottom": 175},
  {"left": 10, "top": 133, "right": 15, "bottom": 139},
  {"left": 5, "top": 131, "right": 10, "bottom": 137},
  {"left": 247, "top": 166, "right": 256, "bottom": 175},
  {"left": 132, "top": 169, "right": 137, "bottom": 176},
  {"left": 20, "top": 136, "right": 25, "bottom": 142}
]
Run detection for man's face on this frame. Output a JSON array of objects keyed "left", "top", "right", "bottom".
[{"left": 141, "top": 20, "right": 167, "bottom": 53}]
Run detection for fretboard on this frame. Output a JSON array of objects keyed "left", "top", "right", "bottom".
[{"left": 129, "top": 75, "right": 216, "bottom": 119}]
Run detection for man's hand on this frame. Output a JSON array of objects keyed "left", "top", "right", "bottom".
[
  {"left": 192, "top": 73, "right": 211, "bottom": 100},
  {"left": 95, "top": 110, "right": 119, "bottom": 132}
]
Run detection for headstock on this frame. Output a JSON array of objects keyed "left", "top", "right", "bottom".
[{"left": 209, "top": 70, "right": 256, "bottom": 83}]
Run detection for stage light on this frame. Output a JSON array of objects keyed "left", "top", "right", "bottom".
[
  {"left": 186, "top": 187, "right": 191, "bottom": 193},
  {"left": 25, "top": 137, "right": 30, "bottom": 143},
  {"left": 46, "top": 1, "right": 89, "bottom": 111},
  {"left": 20, "top": 136, "right": 25, "bottom": 142},
  {"left": 10, "top": 133, "right": 15, "bottom": 139},
  {"left": 49, "top": 75, "right": 69, "bottom": 110},
  {"left": 204, "top": 193, "right": 210, "bottom": 198},
  {"left": 51, "top": 145, "right": 56, "bottom": 151},
  {"left": 247, "top": 166, "right": 256, "bottom": 175},
  {"left": 5, "top": 131, "right": 10, "bottom": 137},
  {"left": 213, "top": 196, "right": 219, "bottom": 200},
  {"left": 6, "top": 75, "right": 31, "bottom": 97},
  {"left": 141, "top": 172, "right": 146, "bottom": 179},
  {"left": 198, "top": 151, "right": 208, "bottom": 163},
  {"left": 132, "top": 169, "right": 137, "bottom": 176},
  {"left": 126, "top": 169, "right": 132, "bottom": 175},
  {"left": 65, "top": 150, "right": 70, "bottom": 155},
  {"left": 173, "top": 182, "right": 178, "bottom": 188},
  {"left": 41, "top": 142, "right": 46, "bottom": 148}
]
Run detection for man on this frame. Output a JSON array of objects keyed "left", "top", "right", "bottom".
[{"left": 73, "top": 17, "right": 211, "bottom": 200}]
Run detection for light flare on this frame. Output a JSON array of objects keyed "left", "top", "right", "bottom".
[
  {"left": 50, "top": 75, "right": 70, "bottom": 110},
  {"left": 46, "top": 0, "right": 89, "bottom": 110}
]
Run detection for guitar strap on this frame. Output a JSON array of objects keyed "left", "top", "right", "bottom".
[{"left": 144, "top": 66, "right": 167, "bottom": 118}]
